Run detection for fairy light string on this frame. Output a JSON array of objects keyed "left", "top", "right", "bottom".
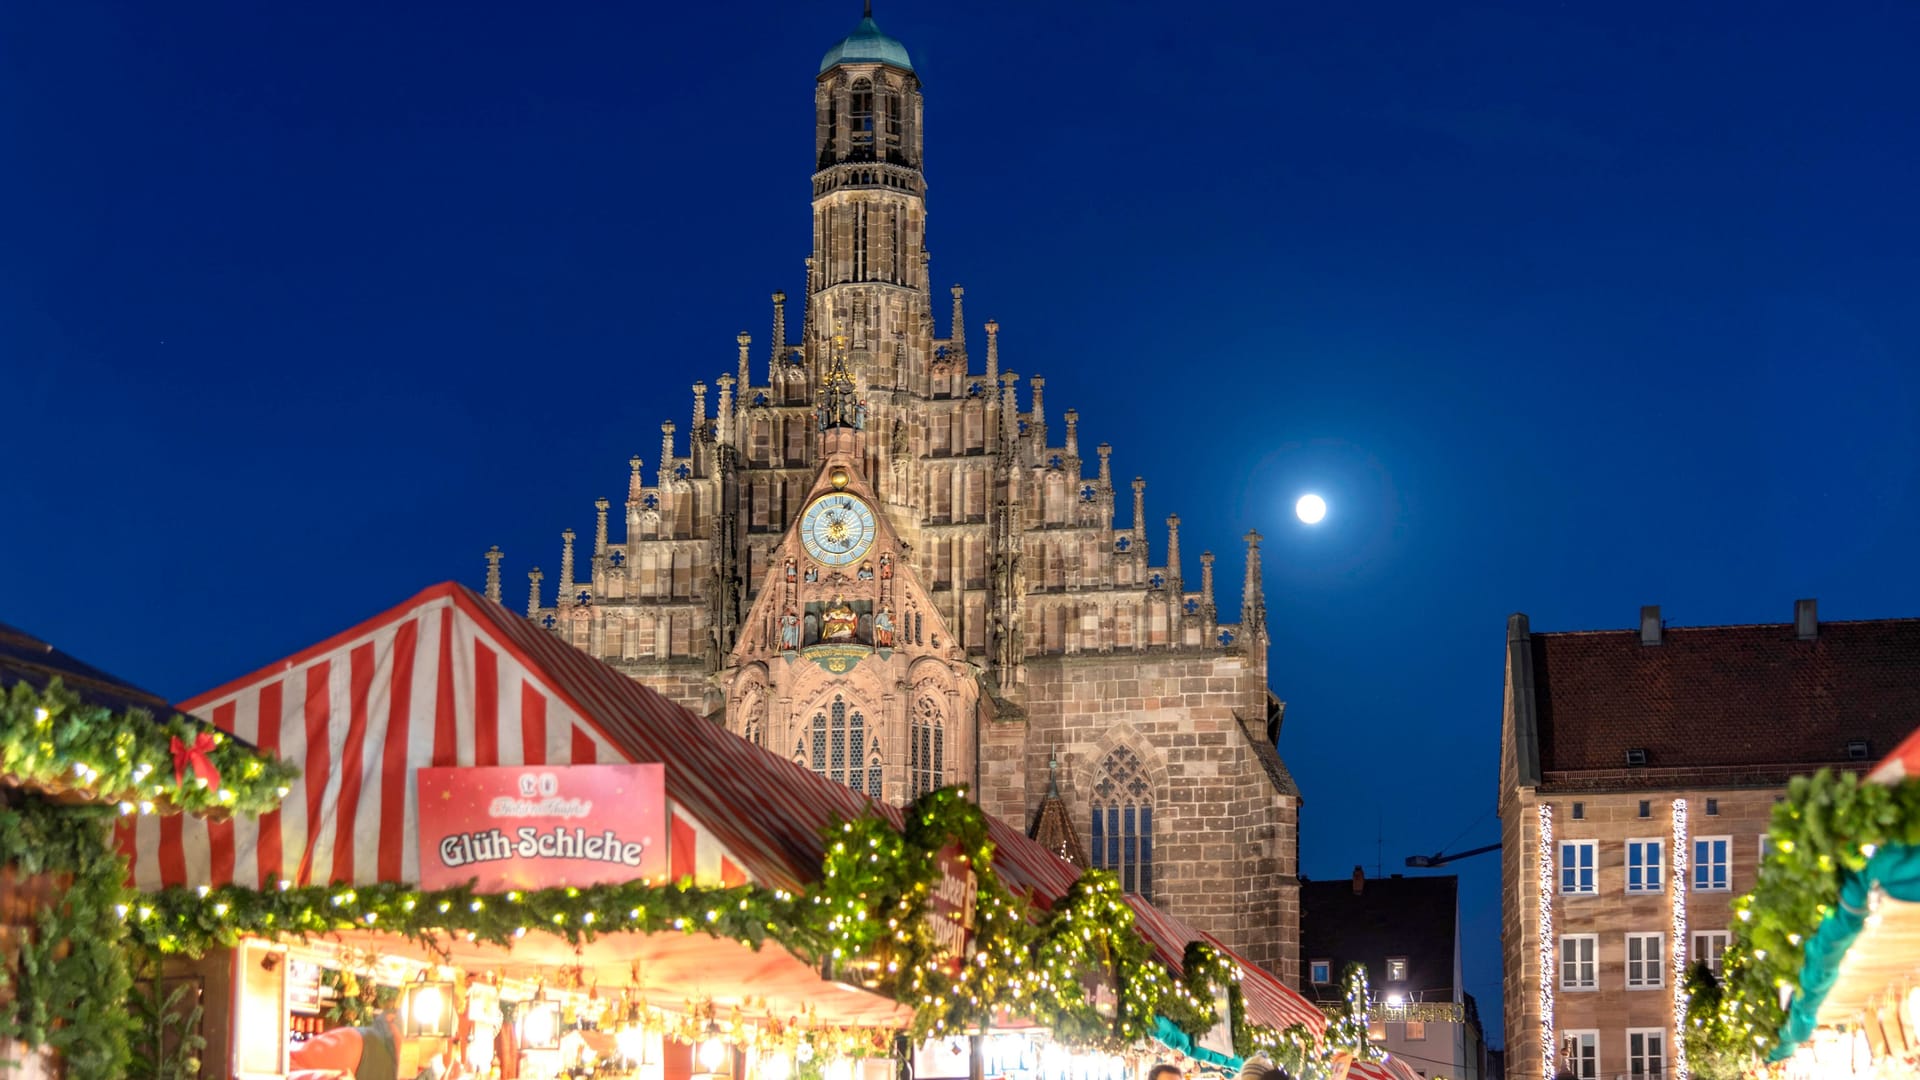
[
  {"left": 1538, "top": 802, "right": 1556, "bottom": 1079},
  {"left": 1671, "top": 798, "right": 1690, "bottom": 1080}
]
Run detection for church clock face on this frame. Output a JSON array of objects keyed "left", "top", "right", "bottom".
[{"left": 800, "top": 492, "right": 878, "bottom": 567}]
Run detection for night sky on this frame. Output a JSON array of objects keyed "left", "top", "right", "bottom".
[{"left": 5, "top": 1, "right": 1919, "bottom": 1043}]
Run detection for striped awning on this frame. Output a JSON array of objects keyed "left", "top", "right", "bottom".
[
  {"left": 1867, "top": 723, "right": 1920, "bottom": 785},
  {"left": 1344, "top": 1057, "right": 1422, "bottom": 1080},
  {"left": 119, "top": 582, "right": 1090, "bottom": 902},
  {"left": 1124, "top": 895, "right": 1326, "bottom": 1036}
]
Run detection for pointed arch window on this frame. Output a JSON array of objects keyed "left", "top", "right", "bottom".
[
  {"left": 738, "top": 686, "right": 766, "bottom": 748},
  {"left": 807, "top": 694, "right": 877, "bottom": 797},
  {"left": 910, "top": 692, "right": 946, "bottom": 798},
  {"left": 849, "top": 79, "right": 875, "bottom": 158},
  {"left": 1090, "top": 747, "right": 1154, "bottom": 899}
]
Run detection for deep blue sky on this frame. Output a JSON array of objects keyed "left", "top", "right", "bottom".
[{"left": 6, "top": 1, "right": 1919, "bottom": 1044}]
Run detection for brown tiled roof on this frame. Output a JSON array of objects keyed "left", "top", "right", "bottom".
[{"left": 1533, "top": 618, "right": 1920, "bottom": 775}]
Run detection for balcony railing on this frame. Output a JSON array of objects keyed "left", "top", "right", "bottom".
[{"left": 1313, "top": 1002, "right": 1467, "bottom": 1024}]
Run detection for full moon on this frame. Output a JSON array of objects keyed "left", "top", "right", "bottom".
[{"left": 1295, "top": 494, "right": 1327, "bottom": 524}]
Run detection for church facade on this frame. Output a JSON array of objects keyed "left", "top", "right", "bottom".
[{"left": 493, "top": 9, "right": 1303, "bottom": 980}]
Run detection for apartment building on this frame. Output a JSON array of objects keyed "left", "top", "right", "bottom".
[{"left": 1497, "top": 601, "right": 1920, "bottom": 1080}]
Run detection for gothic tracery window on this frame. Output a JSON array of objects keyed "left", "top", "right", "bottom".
[
  {"left": 806, "top": 694, "right": 877, "bottom": 797},
  {"left": 738, "top": 686, "right": 766, "bottom": 748},
  {"left": 849, "top": 79, "right": 874, "bottom": 158},
  {"left": 1090, "top": 747, "right": 1154, "bottom": 899},
  {"left": 910, "top": 692, "right": 946, "bottom": 798}
]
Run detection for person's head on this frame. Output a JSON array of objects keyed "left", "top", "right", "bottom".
[{"left": 1148, "top": 1065, "right": 1184, "bottom": 1080}]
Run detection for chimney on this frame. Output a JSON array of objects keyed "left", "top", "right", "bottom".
[
  {"left": 1796, "top": 598, "right": 1818, "bottom": 641},
  {"left": 1351, "top": 865, "right": 1365, "bottom": 895},
  {"left": 1639, "top": 605, "right": 1662, "bottom": 646}
]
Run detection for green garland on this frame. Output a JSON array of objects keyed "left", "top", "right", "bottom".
[
  {"left": 1704, "top": 769, "right": 1920, "bottom": 1064},
  {"left": 134, "top": 786, "right": 1332, "bottom": 1065},
  {"left": 131, "top": 876, "right": 812, "bottom": 957},
  {"left": 2, "top": 680, "right": 297, "bottom": 817},
  {"left": 0, "top": 796, "right": 137, "bottom": 1079}
]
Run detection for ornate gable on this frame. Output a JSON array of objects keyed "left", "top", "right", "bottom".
[{"left": 722, "top": 439, "right": 976, "bottom": 806}]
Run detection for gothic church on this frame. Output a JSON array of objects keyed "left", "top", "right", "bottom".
[{"left": 495, "top": 7, "right": 1303, "bottom": 980}]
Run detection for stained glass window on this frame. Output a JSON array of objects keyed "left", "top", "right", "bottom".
[
  {"left": 911, "top": 694, "right": 945, "bottom": 798},
  {"left": 807, "top": 695, "right": 875, "bottom": 797},
  {"left": 1090, "top": 747, "right": 1154, "bottom": 900}
]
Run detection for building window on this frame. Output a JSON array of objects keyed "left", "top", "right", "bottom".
[
  {"left": 1759, "top": 835, "right": 1776, "bottom": 861},
  {"left": 1385, "top": 957, "right": 1408, "bottom": 983},
  {"left": 1571, "top": 802, "right": 1584, "bottom": 819},
  {"left": 1368, "top": 1017, "right": 1386, "bottom": 1042},
  {"left": 849, "top": 78, "right": 875, "bottom": 156},
  {"left": 1638, "top": 800, "right": 1651, "bottom": 818},
  {"left": 1694, "top": 835, "right": 1732, "bottom": 891},
  {"left": 1560, "top": 840, "right": 1597, "bottom": 894},
  {"left": 1625, "top": 839, "right": 1664, "bottom": 893},
  {"left": 1560, "top": 934, "right": 1597, "bottom": 990},
  {"left": 909, "top": 692, "right": 946, "bottom": 798},
  {"left": 1310, "top": 960, "right": 1331, "bottom": 985},
  {"left": 1706, "top": 797, "right": 1719, "bottom": 816},
  {"left": 1694, "top": 930, "right": 1731, "bottom": 977},
  {"left": 1403, "top": 1020, "right": 1427, "bottom": 1041},
  {"left": 1561, "top": 1031, "right": 1598, "bottom": 1080},
  {"left": 805, "top": 695, "right": 877, "bottom": 796},
  {"left": 1626, "top": 932, "right": 1664, "bottom": 989},
  {"left": 1627, "top": 1029, "right": 1666, "bottom": 1080},
  {"left": 1090, "top": 746, "right": 1154, "bottom": 899}
]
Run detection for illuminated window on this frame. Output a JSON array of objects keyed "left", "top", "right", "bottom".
[
  {"left": 1403, "top": 1020, "right": 1427, "bottom": 1041},
  {"left": 1090, "top": 746, "right": 1154, "bottom": 899},
  {"left": 1310, "top": 960, "right": 1331, "bottom": 984},
  {"left": 1385, "top": 957, "right": 1408, "bottom": 983},
  {"left": 1625, "top": 839, "right": 1663, "bottom": 893}
]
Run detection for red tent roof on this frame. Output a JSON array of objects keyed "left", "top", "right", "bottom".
[{"left": 122, "top": 582, "right": 1079, "bottom": 904}]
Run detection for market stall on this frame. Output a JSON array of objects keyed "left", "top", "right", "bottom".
[
  {"left": 1696, "top": 725, "right": 1920, "bottom": 1078},
  {"left": 115, "top": 582, "right": 1331, "bottom": 1080}
]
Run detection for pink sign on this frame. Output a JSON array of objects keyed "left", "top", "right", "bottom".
[{"left": 415, "top": 764, "right": 667, "bottom": 891}]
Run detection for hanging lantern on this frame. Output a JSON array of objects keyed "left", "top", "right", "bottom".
[
  {"left": 404, "top": 976, "right": 456, "bottom": 1038},
  {"left": 521, "top": 998, "right": 563, "bottom": 1051}
]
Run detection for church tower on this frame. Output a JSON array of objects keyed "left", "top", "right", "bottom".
[
  {"left": 512, "top": 6, "right": 1303, "bottom": 984},
  {"left": 809, "top": 5, "right": 931, "bottom": 397}
]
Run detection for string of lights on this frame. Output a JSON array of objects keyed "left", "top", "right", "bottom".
[
  {"left": 1538, "top": 803, "right": 1556, "bottom": 1079},
  {"left": 1671, "top": 798, "right": 1690, "bottom": 1080}
]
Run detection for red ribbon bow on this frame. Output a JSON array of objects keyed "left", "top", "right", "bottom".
[{"left": 170, "top": 731, "right": 223, "bottom": 791}]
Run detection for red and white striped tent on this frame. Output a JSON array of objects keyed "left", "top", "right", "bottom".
[
  {"left": 1867, "top": 723, "right": 1920, "bottom": 785},
  {"left": 1124, "top": 896, "right": 1326, "bottom": 1037},
  {"left": 120, "top": 581, "right": 1072, "bottom": 902},
  {"left": 1343, "top": 1056, "right": 1422, "bottom": 1080},
  {"left": 118, "top": 580, "right": 1309, "bottom": 1032}
]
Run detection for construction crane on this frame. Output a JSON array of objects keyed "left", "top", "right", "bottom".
[{"left": 1405, "top": 842, "right": 1500, "bottom": 868}]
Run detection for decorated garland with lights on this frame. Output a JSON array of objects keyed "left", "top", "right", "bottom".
[
  {"left": 0, "top": 797, "right": 138, "bottom": 1079},
  {"left": 1698, "top": 769, "right": 1920, "bottom": 1065},
  {"left": 1, "top": 680, "right": 297, "bottom": 817},
  {"left": 130, "top": 877, "right": 814, "bottom": 957}
]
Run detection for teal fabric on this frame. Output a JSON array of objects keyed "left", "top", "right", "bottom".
[
  {"left": 1153, "top": 1015, "right": 1243, "bottom": 1070},
  {"left": 1772, "top": 843, "right": 1920, "bottom": 1060},
  {"left": 819, "top": 16, "right": 915, "bottom": 73}
]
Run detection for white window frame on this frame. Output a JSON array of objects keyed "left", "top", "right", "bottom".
[
  {"left": 1561, "top": 839, "right": 1598, "bottom": 895},
  {"left": 1385, "top": 956, "right": 1408, "bottom": 983},
  {"left": 1310, "top": 959, "right": 1331, "bottom": 985},
  {"left": 1560, "top": 934, "right": 1598, "bottom": 991},
  {"left": 1627, "top": 1027, "right": 1667, "bottom": 1080},
  {"left": 1759, "top": 835, "right": 1775, "bottom": 861},
  {"left": 1625, "top": 837, "right": 1664, "bottom": 893},
  {"left": 1694, "top": 835, "right": 1733, "bottom": 892},
  {"left": 1561, "top": 1030, "right": 1599, "bottom": 1080},
  {"left": 1626, "top": 932, "right": 1665, "bottom": 989},
  {"left": 1693, "top": 929, "right": 1731, "bottom": 977}
]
